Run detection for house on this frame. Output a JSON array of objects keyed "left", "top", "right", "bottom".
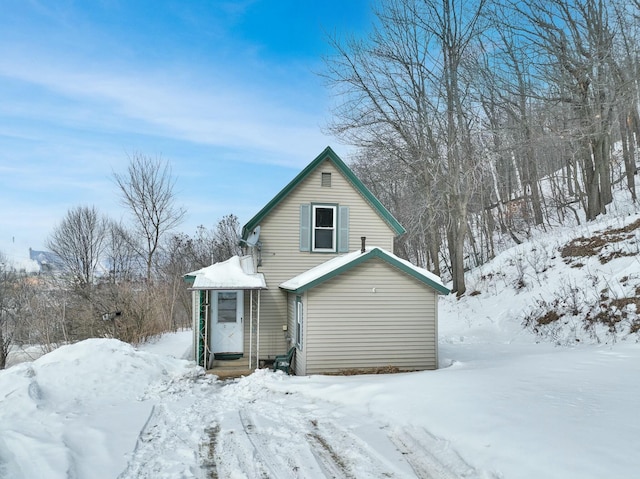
[
  {"left": 29, "top": 248, "right": 64, "bottom": 273},
  {"left": 185, "top": 146, "right": 449, "bottom": 375}
]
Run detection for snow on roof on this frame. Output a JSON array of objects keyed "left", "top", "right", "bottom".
[
  {"left": 279, "top": 246, "right": 448, "bottom": 294},
  {"left": 185, "top": 255, "right": 266, "bottom": 290}
]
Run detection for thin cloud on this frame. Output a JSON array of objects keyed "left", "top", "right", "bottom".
[{"left": 0, "top": 49, "right": 330, "bottom": 167}]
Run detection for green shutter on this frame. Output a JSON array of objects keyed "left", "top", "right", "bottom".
[
  {"left": 300, "top": 204, "right": 311, "bottom": 251},
  {"left": 338, "top": 205, "right": 349, "bottom": 252}
]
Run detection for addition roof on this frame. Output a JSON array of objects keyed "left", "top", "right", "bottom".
[
  {"left": 241, "top": 146, "right": 405, "bottom": 240},
  {"left": 279, "top": 246, "right": 449, "bottom": 295},
  {"left": 184, "top": 255, "right": 267, "bottom": 290}
]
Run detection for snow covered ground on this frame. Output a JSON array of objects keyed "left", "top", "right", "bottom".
[
  {"left": 2, "top": 211, "right": 640, "bottom": 478},
  {"left": 2, "top": 331, "right": 638, "bottom": 478}
]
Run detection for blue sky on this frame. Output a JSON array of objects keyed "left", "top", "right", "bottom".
[{"left": 0, "top": 0, "right": 373, "bottom": 261}]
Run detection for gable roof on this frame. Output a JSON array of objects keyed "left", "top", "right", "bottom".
[
  {"left": 279, "top": 246, "right": 449, "bottom": 295},
  {"left": 241, "top": 146, "right": 405, "bottom": 240},
  {"left": 184, "top": 255, "right": 267, "bottom": 290}
]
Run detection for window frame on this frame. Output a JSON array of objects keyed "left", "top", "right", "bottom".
[{"left": 311, "top": 204, "right": 337, "bottom": 252}]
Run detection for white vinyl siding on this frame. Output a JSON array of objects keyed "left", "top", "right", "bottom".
[
  {"left": 301, "top": 258, "right": 438, "bottom": 375},
  {"left": 255, "top": 159, "right": 399, "bottom": 358}
]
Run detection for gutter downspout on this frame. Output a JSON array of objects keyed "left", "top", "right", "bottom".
[
  {"left": 257, "top": 289, "right": 261, "bottom": 368},
  {"left": 249, "top": 290, "right": 253, "bottom": 370},
  {"left": 204, "top": 290, "right": 209, "bottom": 370}
]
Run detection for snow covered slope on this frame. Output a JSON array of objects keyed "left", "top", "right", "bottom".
[{"left": 442, "top": 212, "right": 640, "bottom": 346}]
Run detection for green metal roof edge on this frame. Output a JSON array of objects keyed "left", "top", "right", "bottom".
[
  {"left": 281, "top": 249, "right": 450, "bottom": 295},
  {"left": 242, "top": 146, "right": 405, "bottom": 239},
  {"left": 183, "top": 274, "right": 195, "bottom": 284},
  {"left": 373, "top": 250, "right": 450, "bottom": 295}
]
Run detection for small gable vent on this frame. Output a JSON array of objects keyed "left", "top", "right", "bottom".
[{"left": 321, "top": 172, "right": 331, "bottom": 187}]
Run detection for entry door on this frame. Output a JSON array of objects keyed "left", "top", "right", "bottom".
[{"left": 211, "top": 291, "right": 244, "bottom": 355}]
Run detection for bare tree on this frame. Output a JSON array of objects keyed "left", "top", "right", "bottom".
[
  {"left": 212, "top": 214, "right": 242, "bottom": 262},
  {"left": 509, "top": 0, "right": 620, "bottom": 220},
  {"left": 611, "top": 0, "right": 640, "bottom": 203},
  {"left": 324, "top": 0, "right": 487, "bottom": 295},
  {"left": 46, "top": 205, "right": 108, "bottom": 291},
  {"left": 113, "top": 153, "right": 186, "bottom": 282},
  {"left": 0, "top": 255, "right": 14, "bottom": 369},
  {"left": 475, "top": 20, "right": 547, "bottom": 228},
  {"left": 169, "top": 214, "right": 243, "bottom": 270},
  {"left": 104, "top": 221, "right": 140, "bottom": 283}
]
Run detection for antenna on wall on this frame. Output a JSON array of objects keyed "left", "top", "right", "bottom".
[{"left": 244, "top": 225, "right": 261, "bottom": 247}]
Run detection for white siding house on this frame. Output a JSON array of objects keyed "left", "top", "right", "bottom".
[{"left": 186, "top": 146, "right": 448, "bottom": 374}]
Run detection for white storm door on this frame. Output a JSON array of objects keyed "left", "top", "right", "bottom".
[{"left": 211, "top": 291, "right": 244, "bottom": 354}]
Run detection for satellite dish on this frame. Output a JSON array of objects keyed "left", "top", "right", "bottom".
[{"left": 245, "top": 225, "right": 261, "bottom": 247}]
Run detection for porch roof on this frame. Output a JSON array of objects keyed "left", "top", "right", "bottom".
[
  {"left": 279, "top": 247, "right": 449, "bottom": 295},
  {"left": 184, "top": 255, "right": 267, "bottom": 290}
]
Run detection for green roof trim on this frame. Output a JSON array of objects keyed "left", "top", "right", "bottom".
[
  {"left": 280, "top": 248, "right": 450, "bottom": 295},
  {"left": 241, "top": 146, "right": 405, "bottom": 239}
]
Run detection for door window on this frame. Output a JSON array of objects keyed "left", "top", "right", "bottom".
[{"left": 217, "top": 292, "right": 237, "bottom": 323}]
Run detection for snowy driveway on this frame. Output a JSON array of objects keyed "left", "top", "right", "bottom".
[
  {"left": 119, "top": 369, "right": 482, "bottom": 479},
  {"left": 4, "top": 335, "right": 639, "bottom": 478},
  {"left": 1, "top": 339, "right": 487, "bottom": 479}
]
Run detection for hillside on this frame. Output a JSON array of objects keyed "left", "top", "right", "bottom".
[{"left": 441, "top": 210, "right": 640, "bottom": 348}]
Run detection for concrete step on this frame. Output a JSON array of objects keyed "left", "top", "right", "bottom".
[
  {"left": 210, "top": 358, "right": 250, "bottom": 369},
  {"left": 206, "top": 356, "right": 255, "bottom": 379}
]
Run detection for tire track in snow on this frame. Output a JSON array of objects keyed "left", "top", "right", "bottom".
[
  {"left": 237, "top": 409, "right": 291, "bottom": 479},
  {"left": 306, "top": 427, "right": 355, "bottom": 479},
  {"left": 118, "top": 402, "right": 202, "bottom": 479},
  {"left": 118, "top": 370, "right": 496, "bottom": 479},
  {"left": 389, "top": 426, "right": 485, "bottom": 479},
  {"left": 306, "top": 417, "right": 405, "bottom": 478},
  {"left": 234, "top": 397, "right": 408, "bottom": 478},
  {"left": 117, "top": 404, "right": 164, "bottom": 478},
  {"left": 232, "top": 406, "right": 354, "bottom": 478}
]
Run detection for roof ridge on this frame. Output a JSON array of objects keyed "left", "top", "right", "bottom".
[
  {"left": 279, "top": 246, "right": 449, "bottom": 295},
  {"left": 241, "top": 147, "right": 405, "bottom": 239}
]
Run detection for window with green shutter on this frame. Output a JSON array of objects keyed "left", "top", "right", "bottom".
[{"left": 300, "top": 203, "right": 349, "bottom": 253}]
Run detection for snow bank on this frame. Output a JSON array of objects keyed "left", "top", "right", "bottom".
[{"left": 0, "top": 339, "right": 199, "bottom": 479}]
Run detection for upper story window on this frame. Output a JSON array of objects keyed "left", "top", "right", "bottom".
[
  {"left": 300, "top": 203, "right": 349, "bottom": 253},
  {"left": 313, "top": 205, "right": 336, "bottom": 251}
]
